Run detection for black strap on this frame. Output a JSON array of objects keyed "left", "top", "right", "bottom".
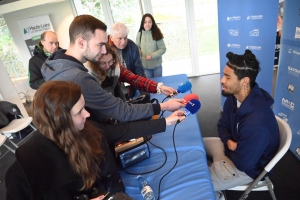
[{"left": 139, "top": 31, "right": 142, "bottom": 45}]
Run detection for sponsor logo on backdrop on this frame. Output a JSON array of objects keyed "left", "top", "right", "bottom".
[
  {"left": 23, "top": 23, "right": 51, "bottom": 35},
  {"left": 247, "top": 15, "right": 263, "bottom": 20},
  {"left": 227, "top": 16, "right": 241, "bottom": 21},
  {"left": 297, "top": 130, "right": 300, "bottom": 136},
  {"left": 287, "top": 84, "right": 295, "bottom": 93},
  {"left": 229, "top": 29, "right": 239, "bottom": 36},
  {"left": 287, "top": 48, "right": 300, "bottom": 56},
  {"left": 293, "top": 49, "right": 300, "bottom": 56},
  {"left": 249, "top": 29, "right": 259, "bottom": 36},
  {"left": 296, "top": 148, "right": 300, "bottom": 157},
  {"left": 246, "top": 45, "right": 261, "bottom": 50},
  {"left": 295, "top": 27, "right": 300, "bottom": 39},
  {"left": 288, "top": 66, "right": 300, "bottom": 77},
  {"left": 282, "top": 98, "right": 295, "bottom": 111},
  {"left": 227, "top": 43, "right": 241, "bottom": 48},
  {"left": 278, "top": 112, "right": 288, "bottom": 122}
]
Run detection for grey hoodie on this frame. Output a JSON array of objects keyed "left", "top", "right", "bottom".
[{"left": 41, "top": 49, "right": 160, "bottom": 123}]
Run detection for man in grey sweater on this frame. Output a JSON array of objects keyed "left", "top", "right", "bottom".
[{"left": 42, "top": 15, "right": 184, "bottom": 123}]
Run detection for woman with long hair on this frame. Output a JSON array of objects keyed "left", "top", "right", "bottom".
[
  {"left": 84, "top": 44, "right": 185, "bottom": 142},
  {"left": 85, "top": 44, "right": 175, "bottom": 101},
  {"left": 5, "top": 81, "right": 132, "bottom": 200},
  {"left": 136, "top": 13, "right": 166, "bottom": 78}
]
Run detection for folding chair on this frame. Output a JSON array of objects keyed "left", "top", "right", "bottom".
[
  {"left": 0, "top": 134, "right": 18, "bottom": 154},
  {"left": 227, "top": 116, "right": 292, "bottom": 200},
  {"left": 0, "top": 101, "right": 37, "bottom": 156},
  {"left": 0, "top": 101, "right": 36, "bottom": 139}
]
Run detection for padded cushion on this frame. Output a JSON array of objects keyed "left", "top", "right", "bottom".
[
  {"left": 0, "top": 110, "right": 9, "bottom": 128},
  {"left": 0, "top": 101, "right": 21, "bottom": 116}
]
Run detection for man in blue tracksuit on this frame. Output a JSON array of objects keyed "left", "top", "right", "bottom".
[{"left": 203, "top": 50, "right": 280, "bottom": 200}]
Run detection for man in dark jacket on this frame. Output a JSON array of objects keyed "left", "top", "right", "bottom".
[
  {"left": 203, "top": 50, "right": 280, "bottom": 200},
  {"left": 109, "top": 22, "right": 146, "bottom": 99},
  {"left": 28, "top": 31, "right": 59, "bottom": 89}
]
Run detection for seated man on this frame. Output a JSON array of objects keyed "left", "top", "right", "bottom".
[
  {"left": 28, "top": 31, "right": 59, "bottom": 89},
  {"left": 203, "top": 50, "right": 280, "bottom": 199},
  {"left": 109, "top": 22, "right": 145, "bottom": 99}
]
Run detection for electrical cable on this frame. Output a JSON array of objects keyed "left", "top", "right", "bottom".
[
  {"left": 161, "top": 96, "right": 168, "bottom": 102},
  {"left": 157, "top": 121, "right": 180, "bottom": 200},
  {"left": 121, "top": 97, "right": 181, "bottom": 199},
  {"left": 159, "top": 110, "right": 166, "bottom": 118},
  {"left": 18, "top": 92, "right": 30, "bottom": 105}
]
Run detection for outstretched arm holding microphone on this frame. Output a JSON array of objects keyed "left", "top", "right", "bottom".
[
  {"left": 167, "top": 80, "right": 192, "bottom": 98},
  {"left": 165, "top": 110, "right": 186, "bottom": 125}
]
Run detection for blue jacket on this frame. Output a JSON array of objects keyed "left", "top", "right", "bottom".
[
  {"left": 218, "top": 83, "right": 279, "bottom": 179},
  {"left": 109, "top": 37, "right": 145, "bottom": 98}
]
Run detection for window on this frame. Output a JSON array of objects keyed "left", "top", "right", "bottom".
[
  {"left": 72, "top": 0, "right": 105, "bottom": 21},
  {"left": 0, "top": 17, "right": 26, "bottom": 78},
  {"left": 109, "top": 0, "right": 142, "bottom": 40},
  {"left": 72, "top": 0, "right": 220, "bottom": 76}
]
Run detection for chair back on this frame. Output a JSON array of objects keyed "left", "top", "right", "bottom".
[
  {"left": 264, "top": 116, "right": 292, "bottom": 172},
  {"left": 0, "top": 101, "right": 21, "bottom": 116}
]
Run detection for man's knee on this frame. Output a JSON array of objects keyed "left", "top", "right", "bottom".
[{"left": 209, "top": 160, "right": 252, "bottom": 191}]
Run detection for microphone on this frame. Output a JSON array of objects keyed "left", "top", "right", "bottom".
[
  {"left": 168, "top": 81, "right": 192, "bottom": 97},
  {"left": 184, "top": 99, "right": 201, "bottom": 117},
  {"left": 182, "top": 94, "right": 199, "bottom": 105},
  {"left": 178, "top": 99, "right": 201, "bottom": 123}
]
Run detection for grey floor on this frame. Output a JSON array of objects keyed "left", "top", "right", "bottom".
[{"left": 1, "top": 72, "right": 300, "bottom": 200}]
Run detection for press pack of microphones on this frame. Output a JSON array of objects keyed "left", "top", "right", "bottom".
[{"left": 167, "top": 80, "right": 201, "bottom": 123}]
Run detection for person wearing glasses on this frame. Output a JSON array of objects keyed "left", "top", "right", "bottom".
[
  {"left": 85, "top": 44, "right": 175, "bottom": 102},
  {"left": 42, "top": 15, "right": 184, "bottom": 125},
  {"left": 109, "top": 22, "right": 146, "bottom": 99},
  {"left": 28, "top": 31, "right": 60, "bottom": 90}
]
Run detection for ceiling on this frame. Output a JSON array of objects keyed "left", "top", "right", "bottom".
[{"left": 0, "top": 0, "right": 20, "bottom": 6}]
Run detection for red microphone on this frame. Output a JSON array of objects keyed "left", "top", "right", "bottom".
[{"left": 182, "top": 94, "right": 199, "bottom": 105}]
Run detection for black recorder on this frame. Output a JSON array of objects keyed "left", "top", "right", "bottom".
[{"left": 114, "top": 135, "right": 151, "bottom": 168}]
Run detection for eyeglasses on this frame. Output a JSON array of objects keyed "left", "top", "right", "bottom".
[{"left": 99, "top": 59, "right": 115, "bottom": 68}]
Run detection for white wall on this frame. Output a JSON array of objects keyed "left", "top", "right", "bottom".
[{"left": 0, "top": 0, "right": 75, "bottom": 100}]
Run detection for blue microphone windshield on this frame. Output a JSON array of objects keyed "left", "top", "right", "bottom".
[
  {"left": 177, "top": 81, "right": 192, "bottom": 93},
  {"left": 184, "top": 99, "right": 201, "bottom": 116}
]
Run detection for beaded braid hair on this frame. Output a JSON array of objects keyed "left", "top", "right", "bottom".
[{"left": 226, "top": 49, "right": 261, "bottom": 88}]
